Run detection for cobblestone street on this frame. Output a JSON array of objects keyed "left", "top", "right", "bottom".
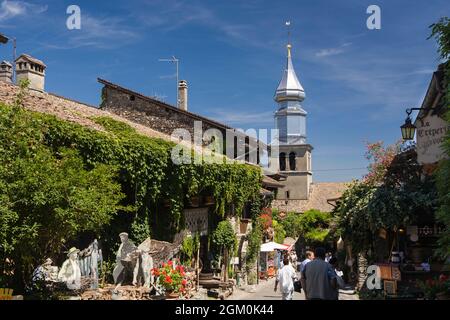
[{"left": 228, "top": 278, "right": 359, "bottom": 300}]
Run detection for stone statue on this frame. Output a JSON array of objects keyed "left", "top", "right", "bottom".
[
  {"left": 32, "top": 258, "right": 58, "bottom": 283},
  {"left": 79, "top": 239, "right": 103, "bottom": 289},
  {"left": 58, "top": 247, "right": 81, "bottom": 290},
  {"left": 136, "top": 238, "right": 155, "bottom": 288},
  {"left": 113, "top": 232, "right": 138, "bottom": 288}
]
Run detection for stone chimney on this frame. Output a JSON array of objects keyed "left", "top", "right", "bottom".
[
  {"left": 15, "top": 54, "right": 46, "bottom": 91},
  {"left": 178, "top": 80, "right": 188, "bottom": 111},
  {"left": 0, "top": 61, "right": 13, "bottom": 83}
]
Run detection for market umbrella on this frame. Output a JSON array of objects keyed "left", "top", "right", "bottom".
[{"left": 260, "top": 241, "right": 290, "bottom": 252}]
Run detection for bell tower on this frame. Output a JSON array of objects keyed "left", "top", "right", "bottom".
[{"left": 269, "top": 32, "right": 313, "bottom": 201}]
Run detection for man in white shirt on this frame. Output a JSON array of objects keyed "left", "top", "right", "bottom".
[{"left": 274, "top": 256, "right": 297, "bottom": 300}]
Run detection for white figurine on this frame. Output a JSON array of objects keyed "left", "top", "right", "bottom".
[{"left": 58, "top": 247, "right": 81, "bottom": 290}]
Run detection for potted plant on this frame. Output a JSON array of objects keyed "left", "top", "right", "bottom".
[
  {"left": 417, "top": 274, "right": 450, "bottom": 300},
  {"left": 152, "top": 261, "right": 187, "bottom": 299}
]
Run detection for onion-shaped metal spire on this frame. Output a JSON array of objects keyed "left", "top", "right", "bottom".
[{"left": 274, "top": 43, "right": 305, "bottom": 103}]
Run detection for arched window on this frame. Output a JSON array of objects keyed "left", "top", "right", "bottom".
[
  {"left": 279, "top": 152, "right": 286, "bottom": 171},
  {"left": 289, "top": 152, "right": 296, "bottom": 170}
]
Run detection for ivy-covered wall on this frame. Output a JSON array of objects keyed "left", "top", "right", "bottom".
[{"left": 0, "top": 96, "right": 262, "bottom": 290}]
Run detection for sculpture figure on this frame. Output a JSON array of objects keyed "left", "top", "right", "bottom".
[
  {"left": 31, "top": 258, "right": 58, "bottom": 283},
  {"left": 79, "top": 239, "right": 103, "bottom": 289},
  {"left": 113, "top": 232, "right": 138, "bottom": 289},
  {"left": 58, "top": 247, "right": 81, "bottom": 290}
]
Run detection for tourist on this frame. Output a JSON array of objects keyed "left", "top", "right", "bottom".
[
  {"left": 328, "top": 257, "right": 345, "bottom": 300},
  {"left": 274, "top": 256, "right": 297, "bottom": 300},
  {"left": 301, "top": 247, "right": 337, "bottom": 300},
  {"left": 299, "top": 250, "right": 314, "bottom": 298}
]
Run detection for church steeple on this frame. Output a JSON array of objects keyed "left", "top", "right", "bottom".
[
  {"left": 274, "top": 42, "right": 305, "bottom": 103},
  {"left": 269, "top": 23, "right": 313, "bottom": 203},
  {"left": 273, "top": 28, "right": 308, "bottom": 145}
]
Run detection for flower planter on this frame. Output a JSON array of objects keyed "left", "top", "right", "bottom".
[{"left": 165, "top": 291, "right": 179, "bottom": 299}]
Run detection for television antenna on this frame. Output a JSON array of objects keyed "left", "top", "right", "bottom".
[{"left": 158, "top": 56, "right": 179, "bottom": 107}]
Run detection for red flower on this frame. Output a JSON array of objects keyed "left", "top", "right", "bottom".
[
  {"left": 165, "top": 275, "right": 172, "bottom": 283},
  {"left": 182, "top": 279, "right": 187, "bottom": 286},
  {"left": 151, "top": 268, "right": 160, "bottom": 276},
  {"left": 168, "top": 260, "right": 173, "bottom": 266},
  {"left": 439, "top": 274, "right": 448, "bottom": 282}
]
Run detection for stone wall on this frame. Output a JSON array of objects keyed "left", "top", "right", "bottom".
[{"left": 100, "top": 83, "right": 230, "bottom": 147}]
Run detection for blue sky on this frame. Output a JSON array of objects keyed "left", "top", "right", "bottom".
[{"left": 0, "top": 0, "right": 449, "bottom": 182}]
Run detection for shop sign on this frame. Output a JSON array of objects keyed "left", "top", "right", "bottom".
[{"left": 416, "top": 114, "right": 450, "bottom": 165}]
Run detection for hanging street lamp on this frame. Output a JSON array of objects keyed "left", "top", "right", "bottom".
[
  {"left": 400, "top": 115, "right": 416, "bottom": 140},
  {"left": 400, "top": 107, "right": 438, "bottom": 140}
]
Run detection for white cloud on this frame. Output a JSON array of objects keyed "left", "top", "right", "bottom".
[
  {"left": 206, "top": 109, "right": 274, "bottom": 126},
  {"left": 43, "top": 14, "right": 139, "bottom": 50},
  {"left": 315, "top": 42, "right": 352, "bottom": 57},
  {"left": 0, "top": 0, "right": 47, "bottom": 21},
  {"left": 132, "top": 0, "right": 268, "bottom": 49}
]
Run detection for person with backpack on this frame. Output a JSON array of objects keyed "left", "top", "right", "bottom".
[{"left": 274, "top": 255, "right": 297, "bottom": 300}]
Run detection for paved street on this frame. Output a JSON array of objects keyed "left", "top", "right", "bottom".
[{"left": 228, "top": 278, "right": 359, "bottom": 300}]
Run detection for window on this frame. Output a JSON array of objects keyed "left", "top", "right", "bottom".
[
  {"left": 129, "top": 95, "right": 136, "bottom": 101},
  {"left": 279, "top": 152, "right": 286, "bottom": 171},
  {"left": 289, "top": 152, "right": 296, "bottom": 170},
  {"left": 286, "top": 191, "right": 290, "bottom": 199}
]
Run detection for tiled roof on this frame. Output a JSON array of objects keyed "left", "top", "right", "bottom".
[
  {"left": 262, "top": 175, "right": 285, "bottom": 188},
  {"left": 16, "top": 54, "right": 46, "bottom": 67},
  {"left": 272, "top": 182, "right": 349, "bottom": 213}
]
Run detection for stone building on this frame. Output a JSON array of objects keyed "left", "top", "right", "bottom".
[
  {"left": 269, "top": 41, "right": 349, "bottom": 213},
  {"left": 0, "top": 61, "right": 12, "bottom": 83},
  {"left": 15, "top": 54, "right": 46, "bottom": 91},
  {"left": 98, "top": 78, "right": 264, "bottom": 164}
]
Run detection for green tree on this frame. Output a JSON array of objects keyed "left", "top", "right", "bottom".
[
  {"left": 280, "top": 212, "right": 302, "bottom": 239},
  {"left": 273, "top": 220, "right": 286, "bottom": 244},
  {"left": 297, "top": 209, "right": 332, "bottom": 246},
  {"left": 431, "top": 17, "right": 450, "bottom": 259},
  {"left": 0, "top": 104, "right": 124, "bottom": 292},
  {"left": 212, "top": 220, "right": 237, "bottom": 281}
]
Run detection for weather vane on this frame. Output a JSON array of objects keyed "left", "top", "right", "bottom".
[{"left": 285, "top": 21, "right": 291, "bottom": 44}]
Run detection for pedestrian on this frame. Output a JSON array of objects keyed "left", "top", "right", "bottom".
[
  {"left": 328, "top": 257, "right": 345, "bottom": 300},
  {"left": 299, "top": 250, "right": 314, "bottom": 298},
  {"left": 274, "top": 255, "right": 297, "bottom": 300},
  {"left": 301, "top": 247, "right": 337, "bottom": 300}
]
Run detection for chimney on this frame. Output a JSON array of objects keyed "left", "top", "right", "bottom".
[
  {"left": 15, "top": 54, "right": 46, "bottom": 91},
  {"left": 178, "top": 80, "right": 188, "bottom": 111},
  {"left": 0, "top": 61, "right": 13, "bottom": 83}
]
